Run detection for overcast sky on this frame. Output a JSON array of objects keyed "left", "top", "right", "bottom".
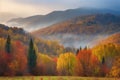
[{"left": 0, "top": 0, "right": 120, "bottom": 17}]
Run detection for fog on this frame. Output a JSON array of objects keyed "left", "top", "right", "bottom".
[{"left": 40, "top": 34, "right": 109, "bottom": 48}]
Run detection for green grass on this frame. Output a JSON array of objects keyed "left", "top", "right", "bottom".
[{"left": 0, "top": 76, "right": 119, "bottom": 80}]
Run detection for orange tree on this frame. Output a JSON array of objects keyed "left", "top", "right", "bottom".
[{"left": 76, "top": 49, "right": 100, "bottom": 76}]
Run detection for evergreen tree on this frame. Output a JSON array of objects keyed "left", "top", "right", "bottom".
[
  {"left": 5, "top": 35, "right": 11, "bottom": 53},
  {"left": 102, "top": 56, "right": 105, "bottom": 64},
  {"left": 101, "top": 56, "right": 106, "bottom": 77},
  {"left": 28, "top": 39, "right": 37, "bottom": 72}
]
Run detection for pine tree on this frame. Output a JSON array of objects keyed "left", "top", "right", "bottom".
[
  {"left": 102, "top": 56, "right": 105, "bottom": 64},
  {"left": 28, "top": 39, "right": 37, "bottom": 72},
  {"left": 5, "top": 35, "right": 11, "bottom": 53}
]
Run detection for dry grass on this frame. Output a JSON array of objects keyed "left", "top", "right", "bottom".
[{"left": 0, "top": 76, "right": 119, "bottom": 80}]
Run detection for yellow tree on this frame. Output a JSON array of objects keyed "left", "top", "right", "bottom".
[
  {"left": 92, "top": 43, "right": 120, "bottom": 67},
  {"left": 57, "top": 52, "right": 76, "bottom": 76},
  {"left": 36, "top": 53, "right": 57, "bottom": 75}
]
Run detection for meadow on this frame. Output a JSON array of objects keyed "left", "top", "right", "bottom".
[{"left": 0, "top": 76, "right": 119, "bottom": 80}]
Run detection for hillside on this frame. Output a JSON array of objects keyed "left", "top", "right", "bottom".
[
  {"left": 0, "top": 24, "right": 70, "bottom": 56},
  {"left": 6, "top": 8, "right": 120, "bottom": 31},
  {"left": 99, "top": 33, "right": 120, "bottom": 45},
  {"left": 32, "top": 14, "right": 120, "bottom": 48},
  {"left": 33, "top": 13, "right": 120, "bottom": 35}
]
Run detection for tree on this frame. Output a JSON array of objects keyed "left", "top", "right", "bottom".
[
  {"left": 0, "top": 51, "right": 10, "bottom": 76},
  {"left": 57, "top": 52, "right": 76, "bottom": 76},
  {"left": 92, "top": 43, "right": 120, "bottom": 76},
  {"left": 76, "top": 49, "right": 100, "bottom": 76},
  {"left": 100, "top": 56, "right": 108, "bottom": 77},
  {"left": 36, "top": 53, "right": 57, "bottom": 76},
  {"left": 102, "top": 57, "right": 105, "bottom": 64},
  {"left": 28, "top": 39, "right": 37, "bottom": 74},
  {"left": 92, "top": 43, "right": 120, "bottom": 65},
  {"left": 9, "top": 41, "right": 27, "bottom": 76},
  {"left": 5, "top": 35, "right": 11, "bottom": 53}
]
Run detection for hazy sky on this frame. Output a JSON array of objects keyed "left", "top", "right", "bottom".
[{"left": 0, "top": 0, "right": 120, "bottom": 17}]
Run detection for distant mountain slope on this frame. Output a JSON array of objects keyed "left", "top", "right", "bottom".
[
  {"left": 99, "top": 33, "right": 120, "bottom": 45},
  {"left": 32, "top": 13, "right": 120, "bottom": 48},
  {"left": 33, "top": 13, "right": 120, "bottom": 35},
  {"left": 6, "top": 8, "right": 120, "bottom": 31}
]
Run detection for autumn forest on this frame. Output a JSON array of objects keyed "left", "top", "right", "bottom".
[{"left": 0, "top": 23, "right": 120, "bottom": 78}]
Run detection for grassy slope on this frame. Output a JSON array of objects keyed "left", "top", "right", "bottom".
[{"left": 0, "top": 76, "right": 119, "bottom": 80}]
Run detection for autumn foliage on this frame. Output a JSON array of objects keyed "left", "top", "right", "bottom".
[
  {"left": 57, "top": 53, "right": 76, "bottom": 76},
  {"left": 0, "top": 38, "right": 27, "bottom": 76},
  {"left": 0, "top": 34, "right": 120, "bottom": 77},
  {"left": 75, "top": 49, "right": 100, "bottom": 76}
]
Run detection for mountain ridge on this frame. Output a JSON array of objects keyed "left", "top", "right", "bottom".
[
  {"left": 33, "top": 13, "right": 120, "bottom": 35},
  {"left": 6, "top": 8, "right": 120, "bottom": 31},
  {"left": 32, "top": 13, "right": 120, "bottom": 48}
]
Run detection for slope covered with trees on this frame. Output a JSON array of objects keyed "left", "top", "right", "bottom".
[
  {"left": 98, "top": 33, "right": 120, "bottom": 45},
  {"left": 0, "top": 34, "right": 120, "bottom": 77},
  {"left": 0, "top": 22, "right": 120, "bottom": 77},
  {"left": 32, "top": 13, "right": 120, "bottom": 48},
  {"left": 33, "top": 13, "right": 120, "bottom": 35},
  {"left": 0, "top": 24, "right": 70, "bottom": 56}
]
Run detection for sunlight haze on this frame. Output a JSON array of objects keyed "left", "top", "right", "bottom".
[{"left": 1, "top": 0, "right": 120, "bottom": 17}]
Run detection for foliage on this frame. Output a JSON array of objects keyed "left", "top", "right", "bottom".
[
  {"left": 10, "top": 41, "right": 27, "bottom": 75},
  {"left": 35, "top": 53, "right": 56, "bottom": 75},
  {"left": 5, "top": 35, "right": 11, "bottom": 53},
  {"left": 0, "top": 24, "right": 120, "bottom": 77},
  {"left": 92, "top": 43, "right": 120, "bottom": 68},
  {"left": 107, "top": 57, "right": 120, "bottom": 77},
  {"left": 76, "top": 49, "right": 100, "bottom": 76},
  {"left": 28, "top": 39, "right": 37, "bottom": 74},
  {"left": 0, "top": 24, "right": 67, "bottom": 56},
  {"left": 33, "top": 14, "right": 120, "bottom": 35},
  {"left": 57, "top": 52, "right": 76, "bottom": 76},
  {"left": 35, "top": 39, "right": 65, "bottom": 56},
  {"left": 0, "top": 38, "right": 27, "bottom": 76}
]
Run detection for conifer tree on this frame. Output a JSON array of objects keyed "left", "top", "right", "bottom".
[
  {"left": 5, "top": 35, "right": 11, "bottom": 53},
  {"left": 28, "top": 39, "right": 37, "bottom": 72},
  {"left": 102, "top": 56, "right": 105, "bottom": 64}
]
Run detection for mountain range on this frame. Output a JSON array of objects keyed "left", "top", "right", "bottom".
[
  {"left": 2, "top": 8, "right": 120, "bottom": 48},
  {"left": 6, "top": 8, "right": 120, "bottom": 31},
  {"left": 32, "top": 13, "right": 120, "bottom": 48}
]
